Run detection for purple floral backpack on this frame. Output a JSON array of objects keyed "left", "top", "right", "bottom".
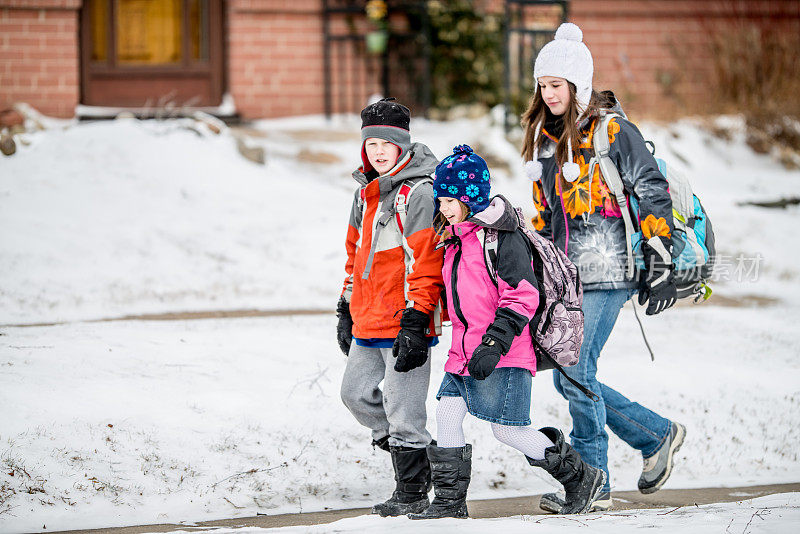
[{"left": 481, "top": 207, "right": 596, "bottom": 400}]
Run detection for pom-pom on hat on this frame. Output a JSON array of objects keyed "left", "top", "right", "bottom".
[
  {"left": 533, "top": 22, "right": 594, "bottom": 114},
  {"left": 433, "top": 145, "right": 491, "bottom": 218},
  {"left": 523, "top": 122, "right": 581, "bottom": 184},
  {"left": 360, "top": 97, "right": 411, "bottom": 173}
]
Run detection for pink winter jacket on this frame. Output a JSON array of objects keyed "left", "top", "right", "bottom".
[{"left": 441, "top": 196, "right": 540, "bottom": 376}]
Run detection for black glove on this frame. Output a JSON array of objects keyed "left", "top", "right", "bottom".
[
  {"left": 468, "top": 335, "right": 504, "bottom": 380},
  {"left": 336, "top": 297, "right": 353, "bottom": 356},
  {"left": 392, "top": 308, "right": 430, "bottom": 372},
  {"left": 638, "top": 237, "right": 678, "bottom": 316}
]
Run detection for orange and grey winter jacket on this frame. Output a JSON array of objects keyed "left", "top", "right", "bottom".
[{"left": 341, "top": 142, "right": 445, "bottom": 339}]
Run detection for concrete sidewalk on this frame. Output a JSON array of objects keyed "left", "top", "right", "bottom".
[{"left": 52, "top": 482, "right": 800, "bottom": 534}]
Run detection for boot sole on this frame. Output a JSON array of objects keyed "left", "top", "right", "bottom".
[
  {"left": 539, "top": 495, "right": 562, "bottom": 514},
  {"left": 408, "top": 503, "right": 469, "bottom": 520},
  {"left": 639, "top": 423, "right": 686, "bottom": 495},
  {"left": 371, "top": 498, "right": 429, "bottom": 517},
  {"left": 553, "top": 468, "right": 607, "bottom": 515},
  {"left": 540, "top": 493, "right": 612, "bottom": 513}
]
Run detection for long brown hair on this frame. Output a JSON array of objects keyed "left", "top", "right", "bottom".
[{"left": 520, "top": 84, "right": 610, "bottom": 168}]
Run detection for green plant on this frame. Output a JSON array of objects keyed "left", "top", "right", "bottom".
[{"left": 424, "top": 0, "right": 505, "bottom": 110}]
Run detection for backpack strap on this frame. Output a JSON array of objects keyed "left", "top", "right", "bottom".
[
  {"left": 593, "top": 112, "right": 637, "bottom": 280},
  {"left": 534, "top": 337, "right": 599, "bottom": 401},
  {"left": 394, "top": 177, "right": 433, "bottom": 234}
]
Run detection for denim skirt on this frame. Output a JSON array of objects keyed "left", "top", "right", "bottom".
[{"left": 436, "top": 367, "right": 532, "bottom": 426}]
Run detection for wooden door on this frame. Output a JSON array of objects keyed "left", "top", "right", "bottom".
[{"left": 81, "top": 0, "right": 224, "bottom": 108}]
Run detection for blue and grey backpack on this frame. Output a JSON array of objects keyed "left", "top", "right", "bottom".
[{"left": 592, "top": 112, "right": 716, "bottom": 302}]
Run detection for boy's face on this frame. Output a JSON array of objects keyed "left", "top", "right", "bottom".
[{"left": 364, "top": 138, "right": 401, "bottom": 175}]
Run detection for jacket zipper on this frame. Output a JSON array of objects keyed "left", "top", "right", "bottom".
[
  {"left": 556, "top": 171, "right": 570, "bottom": 254},
  {"left": 449, "top": 237, "right": 470, "bottom": 373}
]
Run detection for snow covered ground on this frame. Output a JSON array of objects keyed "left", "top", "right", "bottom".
[
  {"left": 172, "top": 492, "right": 800, "bottom": 534},
  {"left": 1, "top": 112, "right": 799, "bottom": 533}
]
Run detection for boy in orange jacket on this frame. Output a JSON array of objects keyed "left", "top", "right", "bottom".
[{"left": 336, "top": 98, "right": 444, "bottom": 517}]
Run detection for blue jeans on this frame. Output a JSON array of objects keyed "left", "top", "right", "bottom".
[{"left": 553, "top": 288, "right": 671, "bottom": 493}]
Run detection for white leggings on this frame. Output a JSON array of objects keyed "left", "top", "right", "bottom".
[{"left": 436, "top": 396, "right": 554, "bottom": 460}]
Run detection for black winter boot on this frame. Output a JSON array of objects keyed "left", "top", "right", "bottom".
[
  {"left": 371, "top": 446, "right": 431, "bottom": 517},
  {"left": 539, "top": 490, "right": 612, "bottom": 513},
  {"left": 408, "top": 444, "right": 471, "bottom": 519},
  {"left": 526, "top": 427, "right": 606, "bottom": 514}
]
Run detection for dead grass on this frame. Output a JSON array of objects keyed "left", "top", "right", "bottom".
[{"left": 702, "top": 4, "right": 800, "bottom": 167}]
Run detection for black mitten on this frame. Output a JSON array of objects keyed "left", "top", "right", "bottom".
[
  {"left": 392, "top": 308, "right": 430, "bottom": 372},
  {"left": 468, "top": 307, "right": 526, "bottom": 380},
  {"left": 468, "top": 335, "right": 504, "bottom": 380},
  {"left": 336, "top": 297, "right": 354, "bottom": 356},
  {"left": 638, "top": 236, "right": 678, "bottom": 316},
  {"left": 484, "top": 307, "right": 522, "bottom": 352}
]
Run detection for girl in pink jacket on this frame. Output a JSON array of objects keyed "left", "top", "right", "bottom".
[{"left": 409, "top": 145, "right": 604, "bottom": 520}]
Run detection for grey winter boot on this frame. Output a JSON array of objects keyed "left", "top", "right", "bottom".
[
  {"left": 526, "top": 427, "right": 606, "bottom": 514},
  {"left": 371, "top": 445, "right": 431, "bottom": 517},
  {"left": 638, "top": 422, "right": 686, "bottom": 494},
  {"left": 407, "top": 444, "right": 471, "bottom": 519}
]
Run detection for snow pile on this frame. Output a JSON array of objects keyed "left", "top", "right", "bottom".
[
  {"left": 2, "top": 114, "right": 798, "bottom": 324},
  {"left": 0, "top": 118, "right": 354, "bottom": 325}
]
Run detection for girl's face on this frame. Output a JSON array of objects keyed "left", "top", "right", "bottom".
[
  {"left": 439, "top": 197, "right": 468, "bottom": 225},
  {"left": 364, "top": 138, "right": 401, "bottom": 175},
  {"left": 538, "top": 76, "right": 570, "bottom": 116}
]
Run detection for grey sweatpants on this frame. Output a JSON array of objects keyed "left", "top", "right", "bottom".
[{"left": 340, "top": 343, "right": 432, "bottom": 448}]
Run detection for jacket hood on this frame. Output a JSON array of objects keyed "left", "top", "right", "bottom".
[
  {"left": 577, "top": 90, "right": 627, "bottom": 130},
  {"left": 468, "top": 194, "right": 523, "bottom": 232},
  {"left": 352, "top": 142, "right": 439, "bottom": 190}
]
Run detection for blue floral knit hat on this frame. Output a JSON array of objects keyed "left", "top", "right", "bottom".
[{"left": 433, "top": 144, "right": 491, "bottom": 217}]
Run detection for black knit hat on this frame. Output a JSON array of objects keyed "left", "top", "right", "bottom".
[
  {"left": 361, "top": 97, "right": 410, "bottom": 130},
  {"left": 360, "top": 97, "right": 412, "bottom": 173}
]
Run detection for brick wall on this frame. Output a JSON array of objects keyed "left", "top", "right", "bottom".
[
  {"left": 486, "top": 0, "right": 799, "bottom": 118},
  {"left": 571, "top": 0, "right": 800, "bottom": 118},
  {"left": 0, "top": 0, "right": 81, "bottom": 118},
  {"left": 3, "top": 0, "right": 798, "bottom": 120},
  {"left": 227, "top": 0, "right": 328, "bottom": 118}
]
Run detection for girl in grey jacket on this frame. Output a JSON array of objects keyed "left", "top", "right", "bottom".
[{"left": 519, "top": 23, "right": 686, "bottom": 513}]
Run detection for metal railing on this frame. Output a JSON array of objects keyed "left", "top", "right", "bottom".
[
  {"left": 503, "top": 0, "right": 568, "bottom": 131},
  {"left": 322, "top": 0, "right": 431, "bottom": 117}
]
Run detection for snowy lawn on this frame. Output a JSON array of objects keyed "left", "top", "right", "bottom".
[
  {"left": 2, "top": 302, "right": 799, "bottom": 532},
  {"left": 1, "top": 112, "right": 799, "bottom": 532}
]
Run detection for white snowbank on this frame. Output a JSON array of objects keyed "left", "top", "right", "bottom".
[{"left": 2, "top": 114, "right": 798, "bottom": 324}]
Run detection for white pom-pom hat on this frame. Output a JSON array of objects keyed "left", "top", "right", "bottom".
[
  {"left": 533, "top": 22, "right": 594, "bottom": 114},
  {"left": 526, "top": 22, "right": 592, "bottom": 184}
]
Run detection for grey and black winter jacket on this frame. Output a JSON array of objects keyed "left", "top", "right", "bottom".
[{"left": 531, "top": 97, "right": 674, "bottom": 290}]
